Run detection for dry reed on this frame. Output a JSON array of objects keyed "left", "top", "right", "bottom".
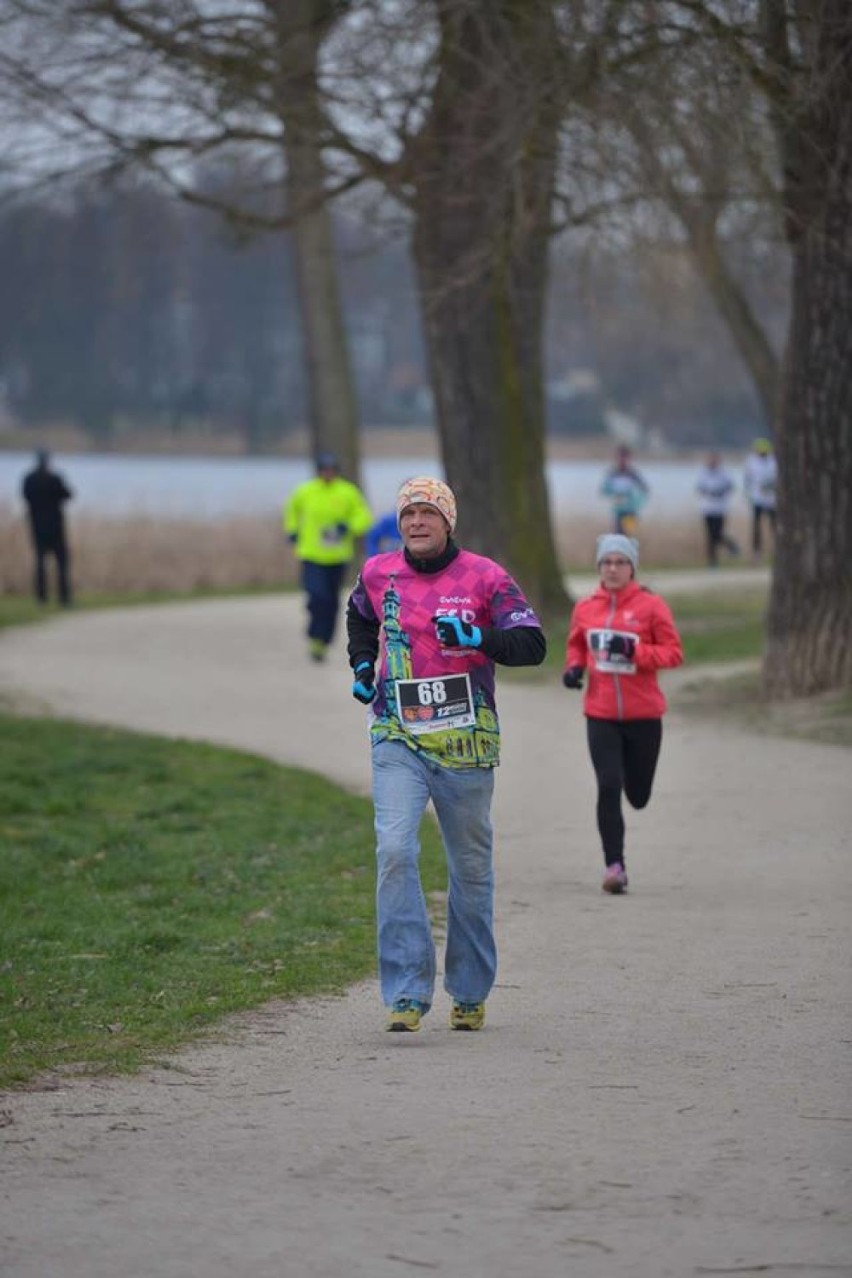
[{"left": 0, "top": 503, "right": 750, "bottom": 598}]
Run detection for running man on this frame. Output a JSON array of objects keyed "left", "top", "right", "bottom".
[
  {"left": 346, "top": 476, "right": 546, "bottom": 1032},
  {"left": 283, "top": 453, "right": 373, "bottom": 662}
]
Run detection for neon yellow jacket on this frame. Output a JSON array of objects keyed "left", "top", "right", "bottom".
[{"left": 283, "top": 476, "right": 373, "bottom": 565}]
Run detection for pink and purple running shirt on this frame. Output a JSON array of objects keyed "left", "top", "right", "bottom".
[{"left": 348, "top": 549, "right": 542, "bottom": 768}]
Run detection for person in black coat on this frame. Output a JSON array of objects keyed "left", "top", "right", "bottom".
[{"left": 21, "top": 450, "right": 74, "bottom": 605}]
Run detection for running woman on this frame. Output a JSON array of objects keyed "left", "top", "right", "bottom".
[
  {"left": 346, "top": 476, "right": 546, "bottom": 1032},
  {"left": 562, "top": 534, "right": 683, "bottom": 893}
]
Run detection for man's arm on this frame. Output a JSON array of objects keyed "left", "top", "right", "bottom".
[
  {"left": 478, "top": 626, "right": 546, "bottom": 667},
  {"left": 346, "top": 593, "right": 380, "bottom": 670}
]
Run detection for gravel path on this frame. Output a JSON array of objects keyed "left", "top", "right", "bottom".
[{"left": 0, "top": 578, "right": 849, "bottom": 1278}]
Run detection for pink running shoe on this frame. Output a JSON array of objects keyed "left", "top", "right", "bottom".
[{"left": 602, "top": 863, "right": 629, "bottom": 894}]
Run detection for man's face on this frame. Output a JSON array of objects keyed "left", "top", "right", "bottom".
[{"left": 399, "top": 504, "right": 449, "bottom": 558}]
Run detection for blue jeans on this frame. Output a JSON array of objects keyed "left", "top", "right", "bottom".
[{"left": 371, "top": 740, "right": 496, "bottom": 1012}]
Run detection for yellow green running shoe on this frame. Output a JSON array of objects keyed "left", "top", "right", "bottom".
[
  {"left": 386, "top": 999, "right": 425, "bottom": 1032},
  {"left": 449, "top": 1001, "right": 486, "bottom": 1031}
]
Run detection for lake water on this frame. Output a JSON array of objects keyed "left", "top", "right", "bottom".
[{"left": 1, "top": 450, "right": 745, "bottom": 520}]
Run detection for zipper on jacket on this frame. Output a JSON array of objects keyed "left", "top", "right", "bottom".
[{"left": 607, "top": 591, "right": 624, "bottom": 720}]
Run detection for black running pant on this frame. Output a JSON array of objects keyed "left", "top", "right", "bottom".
[
  {"left": 301, "top": 560, "right": 347, "bottom": 645},
  {"left": 703, "top": 514, "right": 738, "bottom": 567},
  {"left": 586, "top": 717, "right": 662, "bottom": 868}
]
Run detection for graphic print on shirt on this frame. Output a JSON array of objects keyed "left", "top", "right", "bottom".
[{"left": 375, "top": 572, "right": 499, "bottom": 767}]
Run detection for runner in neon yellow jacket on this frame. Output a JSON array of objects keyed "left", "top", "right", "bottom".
[{"left": 283, "top": 453, "right": 373, "bottom": 661}]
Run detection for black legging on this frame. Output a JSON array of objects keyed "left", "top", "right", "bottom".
[
  {"left": 703, "top": 514, "right": 739, "bottom": 567},
  {"left": 586, "top": 717, "right": 662, "bottom": 868}
]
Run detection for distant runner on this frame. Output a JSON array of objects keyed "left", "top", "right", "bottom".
[
  {"left": 696, "top": 450, "right": 740, "bottom": 568},
  {"left": 562, "top": 534, "right": 683, "bottom": 894},
  {"left": 283, "top": 452, "right": 373, "bottom": 662},
  {"left": 600, "top": 444, "right": 650, "bottom": 536},
  {"left": 743, "top": 437, "right": 777, "bottom": 561}
]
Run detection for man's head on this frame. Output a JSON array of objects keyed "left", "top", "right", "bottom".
[
  {"left": 315, "top": 452, "right": 340, "bottom": 479},
  {"left": 36, "top": 449, "right": 50, "bottom": 468},
  {"left": 753, "top": 437, "right": 772, "bottom": 456},
  {"left": 596, "top": 532, "right": 639, "bottom": 584},
  {"left": 396, "top": 476, "right": 457, "bottom": 559}
]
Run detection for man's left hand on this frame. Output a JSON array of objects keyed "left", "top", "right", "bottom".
[{"left": 433, "top": 615, "right": 482, "bottom": 648}]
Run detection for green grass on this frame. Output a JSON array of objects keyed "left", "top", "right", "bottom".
[
  {"left": 0, "top": 596, "right": 50, "bottom": 630},
  {"left": 670, "top": 590, "right": 767, "bottom": 664},
  {"left": 0, "top": 715, "right": 445, "bottom": 1089},
  {"left": 674, "top": 673, "right": 852, "bottom": 748}
]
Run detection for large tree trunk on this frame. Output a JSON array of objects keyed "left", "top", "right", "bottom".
[
  {"left": 409, "top": 2, "right": 568, "bottom": 620},
  {"left": 270, "top": 0, "right": 361, "bottom": 482},
  {"left": 763, "top": 0, "right": 852, "bottom": 696}
]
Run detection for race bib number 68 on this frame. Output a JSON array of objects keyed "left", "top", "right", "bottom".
[{"left": 395, "top": 674, "right": 475, "bottom": 734}]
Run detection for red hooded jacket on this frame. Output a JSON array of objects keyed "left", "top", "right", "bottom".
[{"left": 564, "top": 580, "right": 683, "bottom": 720}]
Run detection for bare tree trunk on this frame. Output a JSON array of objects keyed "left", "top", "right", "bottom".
[
  {"left": 763, "top": 0, "right": 852, "bottom": 696},
  {"left": 676, "top": 214, "right": 780, "bottom": 425},
  {"left": 623, "top": 105, "right": 781, "bottom": 425},
  {"left": 410, "top": 1, "right": 568, "bottom": 619},
  {"left": 270, "top": 0, "right": 361, "bottom": 482}
]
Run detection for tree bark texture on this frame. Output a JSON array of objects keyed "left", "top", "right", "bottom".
[
  {"left": 764, "top": 0, "right": 852, "bottom": 696},
  {"left": 410, "top": 1, "right": 568, "bottom": 620},
  {"left": 270, "top": 0, "right": 362, "bottom": 483}
]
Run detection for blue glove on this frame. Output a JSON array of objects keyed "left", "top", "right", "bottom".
[
  {"left": 433, "top": 615, "right": 482, "bottom": 648},
  {"left": 562, "top": 666, "right": 584, "bottom": 690},
  {"left": 352, "top": 661, "right": 376, "bottom": 704}
]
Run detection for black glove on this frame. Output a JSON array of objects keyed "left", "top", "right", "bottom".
[
  {"left": 335, "top": 522, "right": 348, "bottom": 537},
  {"left": 607, "top": 634, "right": 636, "bottom": 659},
  {"left": 287, "top": 532, "right": 298, "bottom": 545},
  {"left": 562, "top": 666, "right": 584, "bottom": 690},
  {"left": 432, "top": 615, "right": 482, "bottom": 648},
  {"left": 351, "top": 661, "right": 376, "bottom": 704}
]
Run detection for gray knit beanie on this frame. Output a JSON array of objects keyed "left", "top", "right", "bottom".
[{"left": 596, "top": 533, "right": 639, "bottom": 570}]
